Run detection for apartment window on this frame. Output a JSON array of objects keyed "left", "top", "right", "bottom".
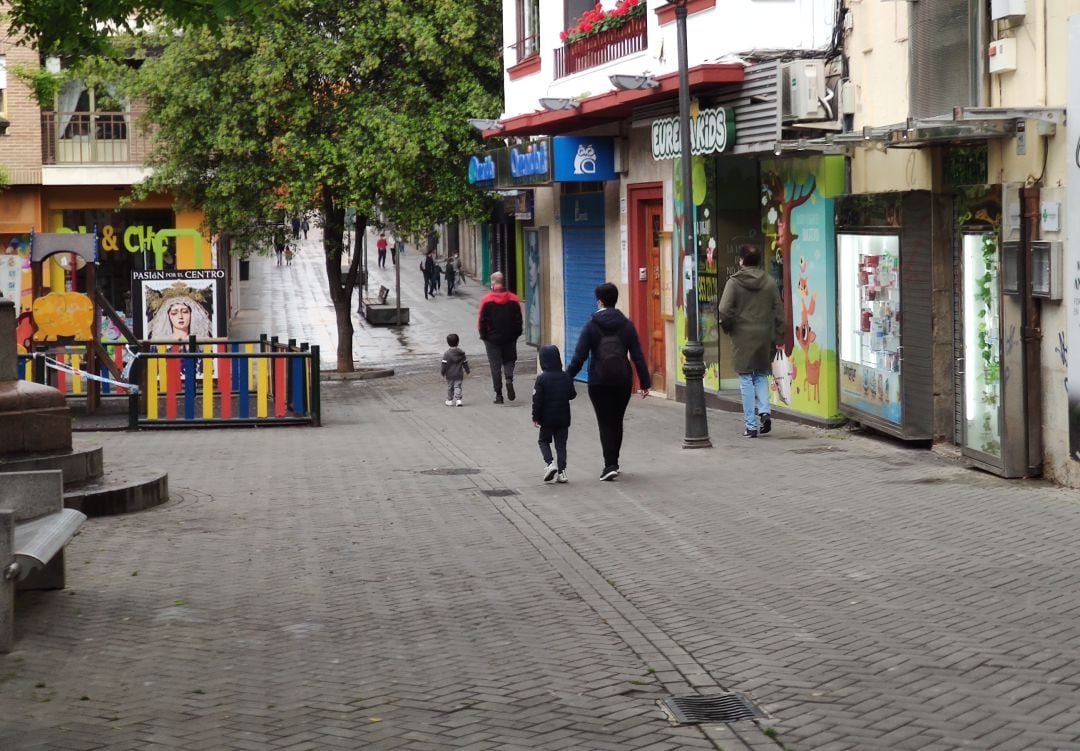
[
  {"left": 57, "top": 80, "right": 128, "bottom": 140},
  {"left": 515, "top": 0, "right": 540, "bottom": 63},
  {"left": 0, "top": 56, "right": 8, "bottom": 126}
]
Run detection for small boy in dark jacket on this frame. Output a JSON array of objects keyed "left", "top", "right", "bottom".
[
  {"left": 441, "top": 334, "right": 470, "bottom": 407},
  {"left": 532, "top": 344, "right": 576, "bottom": 483}
]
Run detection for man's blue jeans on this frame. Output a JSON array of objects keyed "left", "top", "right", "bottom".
[{"left": 738, "top": 370, "right": 771, "bottom": 431}]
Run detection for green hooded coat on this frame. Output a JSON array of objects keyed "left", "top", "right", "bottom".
[{"left": 716, "top": 266, "right": 785, "bottom": 373}]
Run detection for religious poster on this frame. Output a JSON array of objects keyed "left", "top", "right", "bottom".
[{"left": 131, "top": 269, "right": 227, "bottom": 341}]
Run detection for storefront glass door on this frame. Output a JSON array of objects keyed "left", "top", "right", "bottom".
[{"left": 960, "top": 232, "right": 1002, "bottom": 459}]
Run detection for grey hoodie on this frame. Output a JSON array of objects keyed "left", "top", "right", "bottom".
[{"left": 441, "top": 347, "right": 470, "bottom": 381}]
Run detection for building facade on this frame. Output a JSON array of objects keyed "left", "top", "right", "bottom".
[{"left": 478, "top": 0, "right": 1080, "bottom": 487}]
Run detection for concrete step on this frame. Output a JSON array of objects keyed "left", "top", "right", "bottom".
[
  {"left": 0, "top": 446, "right": 104, "bottom": 485},
  {"left": 63, "top": 467, "right": 169, "bottom": 518}
]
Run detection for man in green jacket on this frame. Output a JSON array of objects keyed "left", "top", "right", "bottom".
[{"left": 717, "top": 245, "right": 786, "bottom": 437}]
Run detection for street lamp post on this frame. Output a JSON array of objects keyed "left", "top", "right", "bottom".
[{"left": 675, "top": 0, "right": 711, "bottom": 449}]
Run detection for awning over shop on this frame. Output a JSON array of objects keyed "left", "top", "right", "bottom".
[{"left": 487, "top": 63, "right": 745, "bottom": 138}]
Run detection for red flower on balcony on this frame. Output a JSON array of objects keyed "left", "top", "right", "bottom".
[{"left": 562, "top": 0, "right": 645, "bottom": 45}]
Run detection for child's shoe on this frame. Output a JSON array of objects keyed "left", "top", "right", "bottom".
[
  {"left": 445, "top": 399, "right": 454, "bottom": 406},
  {"left": 556, "top": 471, "right": 568, "bottom": 483},
  {"left": 543, "top": 461, "right": 558, "bottom": 482},
  {"left": 455, "top": 399, "right": 463, "bottom": 407}
]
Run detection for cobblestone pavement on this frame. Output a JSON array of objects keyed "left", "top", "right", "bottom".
[{"left": 6, "top": 238, "right": 1080, "bottom": 750}]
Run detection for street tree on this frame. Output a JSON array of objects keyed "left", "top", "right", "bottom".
[{"left": 123, "top": 0, "right": 501, "bottom": 371}]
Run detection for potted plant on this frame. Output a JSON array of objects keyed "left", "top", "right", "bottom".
[{"left": 560, "top": 0, "right": 645, "bottom": 45}]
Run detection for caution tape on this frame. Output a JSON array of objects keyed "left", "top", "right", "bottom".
[{"left": 41, "top": 355, "right": 140, "bottom": 394}]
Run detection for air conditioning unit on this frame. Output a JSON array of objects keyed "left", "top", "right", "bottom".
[{"left": 781, "top": 60, "right": 829, "bottom": 122}]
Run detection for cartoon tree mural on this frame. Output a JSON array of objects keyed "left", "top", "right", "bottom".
[{"left": 763, "top": 168, "right": 816, "bottom": 355}]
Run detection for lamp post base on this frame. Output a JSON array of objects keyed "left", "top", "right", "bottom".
[{"left": 682, "top": 341, "right": 712, "bottom": 449}]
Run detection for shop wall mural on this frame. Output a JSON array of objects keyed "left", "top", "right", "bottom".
[{"left": 761, "top": 157, "right": 843, "bottom": 420}]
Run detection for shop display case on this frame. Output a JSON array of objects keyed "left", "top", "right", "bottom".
[{"left": 835, "top": 193, "right": 936, "bottom": 440}]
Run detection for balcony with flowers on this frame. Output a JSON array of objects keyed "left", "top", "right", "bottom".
[{"left": 554, "top": 0, "right": 647, "bottom": 79}]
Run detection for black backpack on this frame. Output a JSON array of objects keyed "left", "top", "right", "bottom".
[{"left": 595, "top": 330, "right": 631, "bottom": 384}]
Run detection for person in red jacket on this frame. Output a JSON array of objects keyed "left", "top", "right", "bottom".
[{"left": 477, "top": 271, "right": 523, "bottom": 404}]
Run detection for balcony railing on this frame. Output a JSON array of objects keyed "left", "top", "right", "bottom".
[
  {"left": 41, "top": 111, "right": 149, "bottom": 166},
  {"left": 554, "top": 14, "right": 647, "bottom": 79}
]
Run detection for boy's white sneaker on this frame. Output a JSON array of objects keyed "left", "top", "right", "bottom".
[
  {"left": 444, "top": 400, "right": 454, "bottom": 406},
  {"left": 455, "top": 399, "right": 463, "bottom": 407},
  {"left": 556, "top": 471, "right": 568, "bottom": 483},
  {"left": 543, "top": 462, "right": 558, "bottom": 482}
]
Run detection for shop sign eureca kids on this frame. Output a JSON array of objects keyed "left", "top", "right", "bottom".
[{"left": 651, "top": 107, "right": 737, "bottom": 160}]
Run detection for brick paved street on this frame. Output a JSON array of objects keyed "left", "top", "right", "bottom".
[{"left": 5, "top": 236, "right": 1080, "bottom": 750}]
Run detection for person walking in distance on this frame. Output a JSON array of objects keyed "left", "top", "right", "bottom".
[
  {"left": 477, "top": 271, "right": 523, "bottom": 404},
  {"left": 565, "top": 282, "right": 650, "bottom": 481},
  {"left": 376, "top": 233, "right": 388, "bottom": 268},
  {"left": 717, "top": 244, "right": 785, "bottom": 437},
  {"left": 444, "top": 257, "right": 457, "bottom": 297},
  {"left": 390, "top": 239, "right": 399, "bottom": 266},
  {"left": 441, "top": 333, "right": 470, "bottom": 407},
  {"left": 532, "top": 344, "right": 576, "bottom": 484},
  {"left": 422, "top": 251, "right": 438, "bottom": 298}
]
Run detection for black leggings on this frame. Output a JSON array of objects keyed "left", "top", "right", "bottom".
[{"left": 587, "top": 383, "right": 631, "bottom": 469}]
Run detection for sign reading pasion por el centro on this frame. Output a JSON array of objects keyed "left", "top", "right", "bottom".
[{"left": 651, "top": 107, "right": 737, "bottom": 160}]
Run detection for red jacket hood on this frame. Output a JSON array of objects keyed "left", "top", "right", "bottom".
[{"left": 481, "top": 289, "right": 520, "bottom": 305}]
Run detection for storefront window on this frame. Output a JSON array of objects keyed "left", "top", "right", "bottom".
[{"left": 838, "top": 233, "right": 901, "bottom": 425}]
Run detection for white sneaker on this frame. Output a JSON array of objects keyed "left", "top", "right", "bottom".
[
  {"left": 445, "top": 400, "right": 454, "bottom": 406},
  {"left": 556, "top": 471, "right": 568, "bottom": 483},
  {"left": 455, "top": 399, "right": 463, "bottom": 407},
  {"left": 543, "top": 462, "right": 558, "bottom": 482}
]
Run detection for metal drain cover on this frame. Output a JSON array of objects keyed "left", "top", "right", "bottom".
[
  {"left": 658, "top": 693, "right": 765, "bottom": 725},
  {"left": 480, "top": 489, "right": 518, "bottom": 497},
  {"left": 789, "top": 446, "right": 844, "bottom": 454},
  {"left": 418, "top": 468, "right": 481, "bottom": 476}
]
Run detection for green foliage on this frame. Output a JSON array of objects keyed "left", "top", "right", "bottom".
[
  {"left": 3, "top": 0, "right": 274, "bottom": 57},
  {"left": 114, "top": 0, "right": 501, "bottom": 368},
  {"left": 9, "top": 65, "right": 66, "bottom": 107}
]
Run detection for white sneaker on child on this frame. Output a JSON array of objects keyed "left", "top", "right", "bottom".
[
  {"left": 543, "top": 462, "right": 558, "bottom": 482},
  {"left": 556, "top": 471, "right": 568, "bottom": 483},
  {"left": 455, "top": 400, "right": 463, "bottom": 407},
  {"left": 445, "top": 400, "right": 454, "bottom": 406}
]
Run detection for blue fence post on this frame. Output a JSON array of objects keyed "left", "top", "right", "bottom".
[{"left": 183, "top": 356, "right": 196, "bottom": 420}]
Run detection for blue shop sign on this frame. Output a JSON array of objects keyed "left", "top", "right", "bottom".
[
  {"left": 468, "top": 153, "right": 496, "bottom": 185},
  {"left": 510, "top": 140, "right": 550, "bottom": 181},
  {"left": 552, "top": 136, "right": 616, "bottom": 182}
]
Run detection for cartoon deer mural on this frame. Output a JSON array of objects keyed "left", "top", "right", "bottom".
[
  {"left": 796, "top": 257, "right": 822, "bottom": 402},
  {"left": 764, "top": 171, "right": 816, "bottom": 356}
]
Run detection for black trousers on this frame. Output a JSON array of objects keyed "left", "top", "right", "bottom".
[
  {"left": 377, "top": 249, "right": 386, "bottom": 267},
  {"left": 538, "top": 425, "right": 569, "bottom": 471},
  {"left": 484, "top": 340, "right": 517, "bottom": 394},
  {"left": 588, "top": 383, "right": 631, "bottom": 469}
]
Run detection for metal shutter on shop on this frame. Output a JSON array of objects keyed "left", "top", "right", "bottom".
[{"left": 562, "top": 228, "right": 606, "bottom": 383}]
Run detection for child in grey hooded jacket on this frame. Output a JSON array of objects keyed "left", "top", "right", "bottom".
[{"left": 441, "top": 333, "right": 470, "bottom": 406}]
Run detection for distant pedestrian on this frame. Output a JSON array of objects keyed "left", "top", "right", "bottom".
[
  {"left": 390, "top": 240, "right": 399, "bottom": 265},
  {"left": 717, "top": 244, "right": 785, "bottom": 438},
  {"left": 454, "top": 255, "right": 464, "bottom": 286},
  {"left": 566, "top": 282, "right": 650, "bottom": 481},
  {"left": 301, "top": 218, "right": 309, "bottom": 240},
  {"left": 433, "top": 258, "right": 442, "bottom": 293},
  {"left": 291, "top": 216, "right": 301, "bottom": 240},
  {"left": 444, "top": 258, "right": 457, "bottom": 296},
  {"left": 422, "top": 252, "right": 438, "bottom": 298},
  {"left": 275, "top": 243, "right": 284, "bottom": 267},
  {"left": 441, "top": 333, "right": 470, "bottom": 407},
  {"left": 284, "top": 244, "right": 295, "bottom": 266},
  {"left": 477, "top": 271, "right": 522, "bottom": 404},
  {"left": 532, "top": 344, "right": 576, "bottom": 484},
  {"left": 376, "top": 233, "right": 388, "bottom": 268}
]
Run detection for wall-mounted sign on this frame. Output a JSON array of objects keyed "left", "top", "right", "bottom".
[
  {"left": 651, "top": 107, "right": 737, "bottom": 160},
  {"left": 510, "top": 139, "right": 550, "bottom": 182},
  {"left": 468, "top": 153, "right": 496, "bottom": 185},
  {"left": 552, "top": 136, "right": 616, "bottom": 182}
]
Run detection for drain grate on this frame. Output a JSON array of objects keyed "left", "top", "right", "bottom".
[
  {"left": 789, "top": 446, "right": 845, "bottom": 454},
  {"left": 480, "top": 489, "right": 518, "bottom": 497},
  {"left": 418, "top": 468, "right": 481, "bottom": 476},
  {"left": 658, "top": 693, "right": 765, "bottom": 725}
]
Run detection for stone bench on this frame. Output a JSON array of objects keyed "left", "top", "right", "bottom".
[
  {"left": 361, "top": 286, "right": 410, "bottom": 325},
  {"left": 1, "top": 470, "right": 86, "bottom": 653}
]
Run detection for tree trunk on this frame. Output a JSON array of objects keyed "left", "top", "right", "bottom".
[{"left": 321, "top": 191, "right": 363, "bottom": 373}]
